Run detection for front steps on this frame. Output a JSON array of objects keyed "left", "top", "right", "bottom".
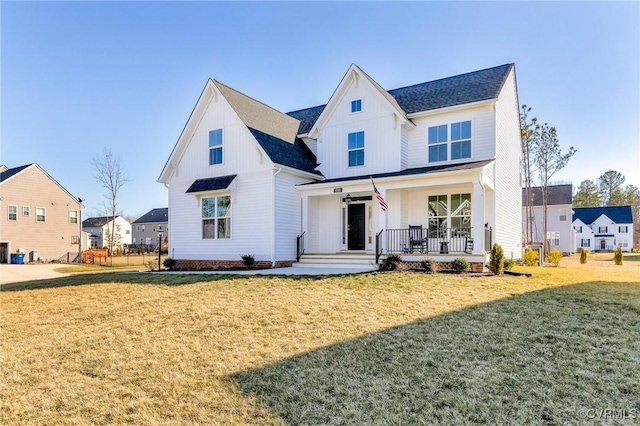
[{"left": 294, "top": 253, "right": 378, "bottom": 268}]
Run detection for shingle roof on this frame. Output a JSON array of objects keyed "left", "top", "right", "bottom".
[
  {"left": 248, "top": 127, "right": 322, "bottom": 176},
  {"left": 83, "top": 216, "right": 118, "bottom": 228},
  {"left": 133, "top": 208, "right": 168, "bottom": 224},
  {"left": 0, "top": 164, "right": 32, "bottom": 183},
  {"left": 186, "top": 175, "right": 237, "bottom": 193},
  {"left": 522, "top": 184, "right": 573, "bottom": 206},
  {"left": 300, "top": 159, "right": 493, "bottom": 186},
  {"left": 573, "top": 206, "right": 633, "bottom": 225},
  {"left": 286, "top": 64, "right": 513, "bottom": 134}
]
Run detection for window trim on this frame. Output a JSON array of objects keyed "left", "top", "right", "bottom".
[
  {"left": 8, "top": 205, "right": 18, "bottom": 221},
  {"left": 598, "top": 226, "right": 607, "bottom": 233},
  {"left": 619, "top": 225, "right": 628, "bottom": 233},
  {"left": 428, "top": 120, "right": 473, "bottom": 163},
  {"left": 347, "top": 131, "right": 365, "bottom": 167},
  {"left": 22, "top": 206, "right": 30, "bottom": 216},
  {"left": 559, "top": 208, "right": 567, "bottom": 222},
  {"left": 351, "top": 99, "right": 362, "bottom": 113},
  {"left": 201, "top": 194, "right": 232, "bottom": 239},
  {"left": 69, "top": 210, "right": 78, "bottom": 224},
  {"left": 36, "top": 207, "right": 46, "bottom": 223},
  {"left": 209, "top": 128, "right": 223, "bottom": 165}
]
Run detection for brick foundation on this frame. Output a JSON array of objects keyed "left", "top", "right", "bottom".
[{"left": 173, "top": 259, "right": 293, "bottom": 271}]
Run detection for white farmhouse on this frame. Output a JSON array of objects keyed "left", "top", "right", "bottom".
[
  {"left": 522, "top": 184, "right": 575, "bottom": 254},
  {"left": 82, "top": 216, "right": 132, "bottom": 249},
  {"left": 573, "top": 206, "right": 634, "bottom": 252},
  {"left": 159, "top": 64, "right": 522, "bottom": 270}
]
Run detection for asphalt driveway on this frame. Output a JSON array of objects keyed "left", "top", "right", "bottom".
[{"left": 0, "top": 264, "right": 70, "bottom": 285}]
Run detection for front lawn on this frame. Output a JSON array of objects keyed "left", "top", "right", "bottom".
[{"left": 1, "top": 254, "right": 638, "bottom": 424}]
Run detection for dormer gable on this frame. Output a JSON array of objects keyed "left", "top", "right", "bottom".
[{"left": 307, "top": 64, "right": 409, "bottom": 139}]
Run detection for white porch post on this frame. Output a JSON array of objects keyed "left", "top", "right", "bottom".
[
  {"left": 472, "top": 181, "right": 485, "bottom": 254},
  {"left": 301, "top": 194, "right": 309, "bottom": 237}
]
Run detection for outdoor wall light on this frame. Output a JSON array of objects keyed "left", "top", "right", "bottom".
[{"left": 345, "top": 194, "right": 352, "bottom": 205}]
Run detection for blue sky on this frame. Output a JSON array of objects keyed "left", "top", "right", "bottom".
[{"left": 2, "top": 1, "right": 638, "bottom": 218}]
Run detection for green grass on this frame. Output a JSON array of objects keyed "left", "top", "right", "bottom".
[{"left": 1, "top": 253, "right": 639, "bottom": 425}]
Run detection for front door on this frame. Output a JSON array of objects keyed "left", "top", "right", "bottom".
[
  {"left": 347, "top": 204, "right": 366, "bottom": 251},
  {"left": 600, "top": 239, "right": 606, "bottom": 250}
]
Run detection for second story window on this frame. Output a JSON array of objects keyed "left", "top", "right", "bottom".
[
  {"left": 348, "top": 131, "right": 365, "bottom": 167},
  {"left": 619, "top": 226, "right": 628, "bottom": 233},
  {"left": 209, "top": 129, "right": 223, "bottom": 165},
  {"left": 351, "top": 99, "right": 362, "bottom": 113},
  {"left": 36, "top": 207, "right": 46, "bottom": 223},
  {"left": 598, "top": 226, "right": 607, "bottom": 233},
  {"left": 574, "top": 225, "right": 582, "bottom": 233},
  {"left": 559, "top": 209, "right": 567, "bottom": 222},
  {"left": 451, "top": 121, "right": 472, "bottom": 160},
  {"left": 69, "top": 210, "right": 78, "bottom": 224},
  {"left": 8, "top": 205, "right": 17, "bottom": 221},
  {"left": 428, "top": 125, "right": 448, "bottom": 162},
  {"left": 23, "top": 206, "right": 30, "bottom": 216}
]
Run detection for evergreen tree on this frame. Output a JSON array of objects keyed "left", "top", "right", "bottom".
[{"left": 573, "top": 179, "right": 600, "bottom": 207}]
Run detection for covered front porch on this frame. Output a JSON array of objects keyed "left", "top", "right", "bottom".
[{"left": 296, "top": 160, "right": 496, "bottom": 264}]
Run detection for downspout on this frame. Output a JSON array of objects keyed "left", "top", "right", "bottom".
[{"left": 272, "top": 167, "right": 282, "bottom": 267}]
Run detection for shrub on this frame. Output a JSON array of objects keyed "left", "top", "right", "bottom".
[
  {"left": 163, "top": 257, "right": 178, "bottom": 270},
  {"left": 421, "top": 257, "right": 436, "bottom": 273},
  {"left": 240, "top": 254, "right": 255, "bottom": 267},
  {"left": 146, "top": 260, "right": 156, "bottom": 271},
  {"left": 380, "top": 254, "right": 402, "bottom": 271},
  {"left": 451, "top": 258, "right": 470, "bottom": 274},
  {"left": 488, "top": 243, "right": 505, "bottom": 275},
  {"left": 614, "top": 246, "right": 623, "bottom": 265},
  {"left": 503, "top": 258, "right": 514, "bottom": 271},
  {"left": 580, "top": 248, "right": 589, "bottom": 264},
  {"left": 523, "top": 248, "right": 539, "bottom": 266},
  {"left": 548, "top": 249, "right": 563, "bottom": 267}
]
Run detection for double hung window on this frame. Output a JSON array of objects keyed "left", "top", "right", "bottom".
[
  {"left": 348, "top": 131, "right": 365, "bottom": 167},
  {"left": 428, "top": 121, "right": 472, "bottom": 162},
  {"left": 202, "top": 196, "right": 231, "bottom": 239},
  {"left": 209, "top": 129, "right": 223, "bottom": 165}
]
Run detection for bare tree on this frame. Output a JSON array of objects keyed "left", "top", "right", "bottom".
[
  {"left": 533, "top": 123, "right": 576, "bottom": 257},
  {"left": 92, "top": 149, "right": 129, "bottom": 259},
  {"left": 520, "top": 104, "right": 540, "bottom": 245}
]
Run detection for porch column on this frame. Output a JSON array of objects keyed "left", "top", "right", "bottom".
[
  {"left": 301, "top": 194, "right": 309, "bottom": 237},
  {"left": 472, "top": 181, "right": 485, "bottom": 254}
]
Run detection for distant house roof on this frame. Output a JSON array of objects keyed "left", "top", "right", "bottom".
[
  {"left": 300, "top": 159, "right": 493, "bottom": 186},
  {"left": 248, "top": 128, "right": 322, "bottom": 176},
  {"left": 133, "top": 208, "right": 168, "bottom": 224},
  {"left": 287, "top": 64, "right": 514, "bottom": 135},
  {"left": 0, "top": 164, "right": 33, "bottom": 183},
  {"left": 186, "top": 175, "right": 237, "bottom": 193},
  {"left": 522, "top": 184, "right": 573, "bottom": 206},
  {"left": 573, "top": 206, "right": 633, "bottom": 225},
  {"left": 83, "top": 216, "right": 120, "bottom": 228}
]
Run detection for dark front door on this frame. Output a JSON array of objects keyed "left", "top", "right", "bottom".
[
  {"left": 600, "top": 239, "right": 606, "bottom": 250},
  {"left": 348, "top": 204, "right": 366, "bottom": 250}
]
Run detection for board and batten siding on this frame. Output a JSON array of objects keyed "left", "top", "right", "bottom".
[
  {"left": 406, "top": 105, "right": 495, "bottom": 170},
  {"left": 493, "top": 68, "right": 522, "bottom": 258},
  {"left": 314, "top": 80, "right": 402, "bottom": 179},
  {"left": 274, "top": 171, "right": 315, "bottom": 261},
  {"left": 167, "top": 87, "right": 275, "bottom": 261}
]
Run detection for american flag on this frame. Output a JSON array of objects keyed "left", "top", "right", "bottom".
[{"left": 371, "top": 178, "right": 388, "bottom": 211}]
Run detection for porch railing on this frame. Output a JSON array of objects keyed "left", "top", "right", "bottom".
[
  {"left": 375, "top": 229, "right": 384, "bottom": 264},
  {"left": 296, "top": 232, "right": 305, "bottom": 262},
  {"left": 384, "top": 227, "right": 474, "bottom": 254}
]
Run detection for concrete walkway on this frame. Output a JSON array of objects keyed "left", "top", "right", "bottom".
[
  {"left": 158, "top": 264, "right": 379, "bottom": 276},
  {"left": 0, "top": 264, "right": 70, "bottom": 285}
]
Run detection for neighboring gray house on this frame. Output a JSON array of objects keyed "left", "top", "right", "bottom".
[
  {"left": 522, "top": 184, "right": 574, "bottom": 253},
  {"left": 132, "top": 208, "right": 168, "bottom": 248}
]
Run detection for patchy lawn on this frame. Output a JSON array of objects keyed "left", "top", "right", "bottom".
[{"left": 1, "top": 254, "right": 638, "bottom": 424}]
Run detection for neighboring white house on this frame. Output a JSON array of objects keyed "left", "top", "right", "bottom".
[
  {"left": 158, "top": 63, "right": 522, "bottom": 270},
  {"left": 82, "top": 216, "right": 132, "bottom": 249},
  {"left": 573, "top": 206, "right": 634, "bottom": 252},
  {"left": 522, "top": 184, "right": 575, "bottom": 254}
]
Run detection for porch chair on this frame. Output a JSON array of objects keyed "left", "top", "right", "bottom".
[
  {"left": 409, "top": 225, "right": 426, "bottom": 253},
  {"left": 464, "top": 237, "right": 474, "bottom": 254}
]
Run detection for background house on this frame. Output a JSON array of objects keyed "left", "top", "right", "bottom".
[
  {"left": 132, "top": 208, "right": 168, "bottom": 249},
  {"left": 573, "top": 206, "right": 634, "bottom": 252},
  {"left": 0, "top": 163, "right": 86, "bottom": 263},
  {"left": 159, "top": 63, "right": 522, "bottom": 270},
  {"left": 522, "top": 184, "right": 574, "bottom": 254},
  {"left": 82, "top": 216, "right": 132, "bottom": 250}
]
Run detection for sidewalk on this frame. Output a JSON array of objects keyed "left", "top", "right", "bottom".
[{"left": 0, "top": 264, "right": 70, "bottom": 285}]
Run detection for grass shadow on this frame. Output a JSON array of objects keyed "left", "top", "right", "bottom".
[{"left": 231, "top": 281, "right": 640, "bottom": 425}]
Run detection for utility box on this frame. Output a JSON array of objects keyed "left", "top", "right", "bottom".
[{"left": 30, "top": 251, "right": 38, "bottom": 262}]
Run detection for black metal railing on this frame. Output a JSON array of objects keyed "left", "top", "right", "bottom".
[
  {"left": 384, "top": 227, "right": 474, "bottom": 254},
  {"left": 296, "top": 232, "right": 305, "bottom": 262},
  {"left": 375, "top": 229, "right": 384, "bottom": 264}
]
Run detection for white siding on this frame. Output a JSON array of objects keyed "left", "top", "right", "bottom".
[
  {"left": 406, "top": 105, "right": 495, "bottom": 169},
  {"left": 493, "top": 69, "right": 523, "bottom": 258},
  {"left": 167, "top": 89, "right": 275, "bottom": 261},
  {"left": 523, "top": 204, "right": 574, "bottom": 253},
  {"left": 274, "top": 171, "right": 315, "bottom": 260},
  {"left": 315, "top": 81, "right": 402, "bottom": 178},
  {"left": 401, "top": 127, "right": 409, "bottom": 169}
]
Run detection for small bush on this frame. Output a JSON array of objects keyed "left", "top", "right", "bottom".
[
  {"left": 380, "top": 254, "right": 402, "bottom": 271},
  {"left": 488, "top": 243, "right": 505, "bottom": 275},
  {"left": 503, "top": 258, "right": 514, "bottom": 271},
  {"left": 614, "top": 247, "right": 623, "bottom": 265},
  {"left": 451, "top": 258, "right": 470, "bottom": 273},
  {"left": 524, "top": 248, "right": 539, "bottom": 266},
  {"left": 240, "top": 254, "right": 255, "bottom": 267},
  {"left": 421, "top": 257, "right": 436, "bottom": 273},
  {"left": 163, "top": 258, "right": 178, "bottom": 270},
  {"left": 548, "top": 249, "right": 563, "bottom": 267},
  {"left": 580, "top": 248, "right": 589, "bottom": 264},
  {"left": 146, "top": 260, "right": 156, "bottom": 271}
]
